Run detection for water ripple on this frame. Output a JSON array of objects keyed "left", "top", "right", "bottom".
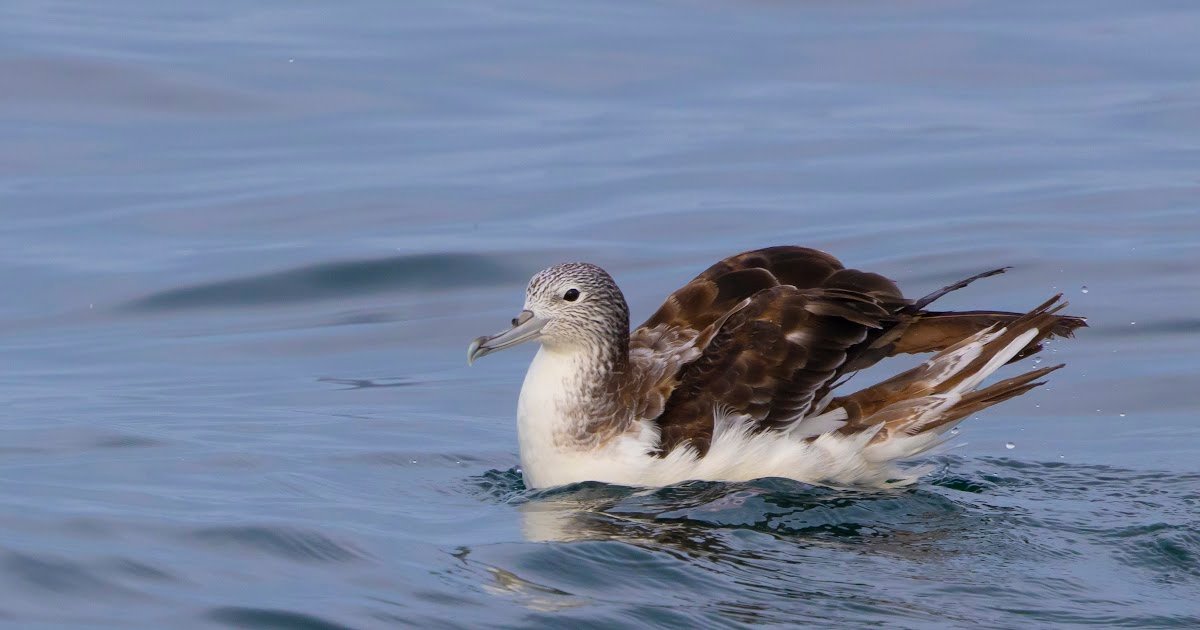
[
  {"left": 2, "top": 551, "right": 140, "bottom": 597},
  {"left": 461, "top": 459, "right": 1199, "bottom": 626},
  {"left": 1113, "top": 524, "right": 1200, "bottom": 579},
  {"left": 206, "top": 607, "right": 356, "bottom": 630},
  {"left": 189, "top": 525, "right": 367, "bottom": 564},
  {"left": 123, "top": 252, "right": 528, "bottom": 312}
]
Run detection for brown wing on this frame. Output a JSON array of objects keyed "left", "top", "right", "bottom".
[
  {"left": 637, "top": 246, "right": 905, "bottom": 335},
  {"left": 629, "top": 246, "right": 1087, "bottom": 456},
  {"left": 627, "top": 246, "right": 907, "bottom": 426},
  {"left": 650, "top": 284, "right": 897, "bottom": 455}
]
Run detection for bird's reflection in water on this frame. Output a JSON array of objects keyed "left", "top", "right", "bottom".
[
  {"left": 463, "top": 469, "right": 997, "bottom": 621},
  {"left": 515, "top": 476, "right": 972, "bottom": 557}
]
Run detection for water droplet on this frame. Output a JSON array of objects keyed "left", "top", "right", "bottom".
[
  {"left": 1130, "top": 321, "right": 1137, "bottom": 325},
  {"left": 950, "top": 427, "right": 960, "bottom": 436},
  {"left": 1005, "top": 442, "right": 1015, "bottom": 450},
  {"left": 1119, "top": 413, "right": 1126, "bottom": 418},
  {"left": 1033, "top": 357, "right": 1043, "bottom": 365},
  {"left": 1080, "top": 285, "right": 1089, "bottom": 293}
]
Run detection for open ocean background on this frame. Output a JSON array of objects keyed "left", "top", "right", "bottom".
[{"left": 2, "top": 0, "right": 1198, "bottom": 627}]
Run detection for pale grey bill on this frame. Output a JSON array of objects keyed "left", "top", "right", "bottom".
[{"left": 467, "top": 310, "right": 548, "bottom": 364}]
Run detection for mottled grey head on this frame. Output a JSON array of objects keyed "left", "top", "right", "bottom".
[{"left": 467, "top": 262, "right": 630, "bottom": 364}]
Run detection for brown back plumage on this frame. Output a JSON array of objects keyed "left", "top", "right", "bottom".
[{"left": 630, "top": 246, "right": 1086, "bottom": 456}]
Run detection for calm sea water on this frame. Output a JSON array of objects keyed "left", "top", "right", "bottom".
[{"left": 2, "top": 1, "right": 1198, "bottom": 627}]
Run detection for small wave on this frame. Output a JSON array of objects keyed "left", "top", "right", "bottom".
[
  {"left": 122, "top": 252, "right": 527, "bottom": 312},
  {"left": 0, "top": 56, "right": 265, "bottom": 118},
  {"left": 473, "top": 470, "right": 971, "bottom": 547},
  {"left": 189, "top": 525, "right": 367, "bottom": 563},
  {"left": 471, "top": 467, "right": 527, "bottom": 503},
  {"left": 2, "top": 551, "right": 139, "bottom": 597},
  {"left": 206, "top": 607, "right": 355, "bottom": 630},
  {"left": 90, "top": 434, "right": 163, "bottom": 449},
  {"left": 1111, "top": 524, "right": 1200, "bottom": 578},
  {"left": 475, "top": 460, "right": 1200, "bottom": 580},
  {"left": 316, "top": 377, "right": 415, "bottom": 390},
  {"left": 101, "top": 558, "right": 178, "bottom": 583},
  {"left": 350, "top": 451, "right": 485, "bottom": 468}
]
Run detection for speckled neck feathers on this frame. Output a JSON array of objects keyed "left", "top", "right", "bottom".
[{"left": 519, "top": 263, "right": 635, "bottom": 450}]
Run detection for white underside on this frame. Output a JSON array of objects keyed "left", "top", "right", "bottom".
[
  {"left": 519, "top": 413, "right": 941, "bottom": 490},
  {"left": 516, "top": 326, "right": 1039, "bottom": 490}
]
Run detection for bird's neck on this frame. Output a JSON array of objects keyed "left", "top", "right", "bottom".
[{"left": 516, "top": 340, "right": 632, "bottom": 467}]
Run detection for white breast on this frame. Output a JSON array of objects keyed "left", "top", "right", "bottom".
[
  {"left": 517, "top": 347, "right": 579, "bottom": 488},
  {"left": 515, "top": 347, "right": 654, "bottom": 488}
]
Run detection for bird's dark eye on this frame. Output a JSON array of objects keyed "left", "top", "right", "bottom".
[{"left": 563, "top": 288, "right": 580, "bottom": 302}]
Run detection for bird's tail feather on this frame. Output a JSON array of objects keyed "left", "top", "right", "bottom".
[
  {"left": 891, "top": 309, "right": 1086, "bottom": 358},
  {"left": 826, "top": 295, "right": 1071, "bottom": 461},
  {"left": 843, "top": 267, "right": 1085, "bottom": 373}
]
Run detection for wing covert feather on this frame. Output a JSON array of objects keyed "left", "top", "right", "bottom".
[{"left": 651, "top": 285, "right": 895, "bottom": 455}]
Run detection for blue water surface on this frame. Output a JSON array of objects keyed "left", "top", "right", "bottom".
[{"left": 1, "top": 0, "right": 1198, "bottom": 627}]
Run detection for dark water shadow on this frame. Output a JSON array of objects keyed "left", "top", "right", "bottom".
[
  {"left": 317, "top": 377, "right": 416, "bottom": 390},
  {"left": 2, "top": 551, "right": 144, "bottom": 598},
  {"left": 187, "top": 525, "right": 369, "bottom": 564},
  {"left": 122, "top": 252, "right": 531, "bottom": 312},
  {"left": 206, "top": 607, "right": 355, "bottom": 630}
]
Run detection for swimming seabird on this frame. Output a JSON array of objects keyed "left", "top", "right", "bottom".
[{"left": 468, "top": 246, "right": 1085, "bottom": 490}]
